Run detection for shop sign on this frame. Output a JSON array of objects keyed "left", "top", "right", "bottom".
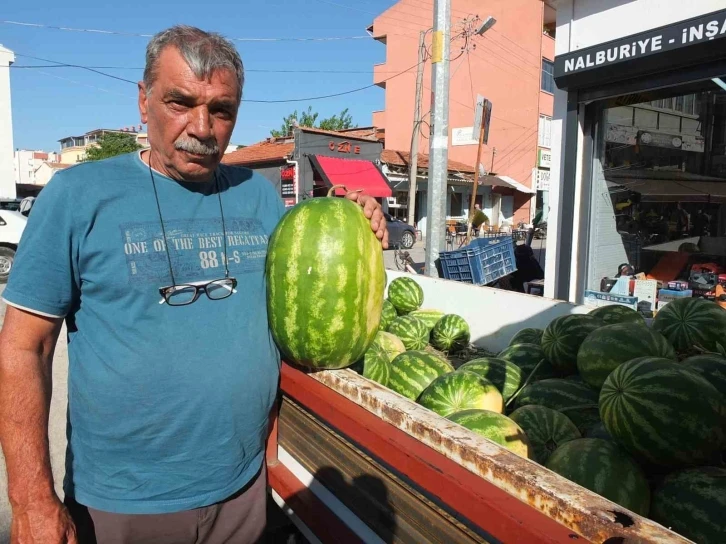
[
  {"left": 535, "top": 169, "right": 551, "bottom": 191},
  {"left": 328, "top": 141, "right": 361, "bottom": 154},
  {"left": 280, "top": 165, "right": 296, "bottom": 206},
  {"left": 452, "top": 127, "right": 478, "bottom": 146},
  {"left": 537, "top": 148, "right": 552, "bottom": 168},
  {"left": 555, "top": 9, "right": 726, "bottom": 79},
  {"left": 639, "top": 131, "right": 705, "bottom": 153}
]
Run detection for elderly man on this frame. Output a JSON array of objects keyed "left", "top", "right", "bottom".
[{"left": 0, "top": 25, "right": 387, "bottom": 544}]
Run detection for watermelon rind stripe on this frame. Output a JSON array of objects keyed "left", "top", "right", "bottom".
[
  {"left": 388, "top": 351, "right": 454, "bottom": 401},
  {"left": 418, "top": 371, "right": 504, "bottom": 417}
]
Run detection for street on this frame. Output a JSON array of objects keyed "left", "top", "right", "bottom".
[{"left": 0, "top": 284, "right": 69, "bottom": 538}]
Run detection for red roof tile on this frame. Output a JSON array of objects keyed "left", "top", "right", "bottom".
[
  {"left": 381, "top": 150, "right": 476, "bottom": 174},
  {"left": 222, "top": 140, "right": 294, "bottom": 166}
]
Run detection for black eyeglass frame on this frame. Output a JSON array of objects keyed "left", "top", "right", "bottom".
[{"left": 158, "top": 277, "right": 239, "bottom": 306}]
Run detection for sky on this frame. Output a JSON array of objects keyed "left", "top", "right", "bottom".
[{"left": 1, "top": 0, "right": 434, "bottom": 152}]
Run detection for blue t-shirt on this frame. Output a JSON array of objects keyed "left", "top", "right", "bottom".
[{"left": 3, "top": 152, "right": 285, "bottom": 514}]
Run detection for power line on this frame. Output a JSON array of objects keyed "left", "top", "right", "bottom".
[
  {"left": 9, "top": 64, "right": 411, "bottom": 74},
  {"left": 0, "top": 19, "right": 374, "bottom": 42},
  {"left": 13, "top": 52, "right": 423, "bottom": 104}
]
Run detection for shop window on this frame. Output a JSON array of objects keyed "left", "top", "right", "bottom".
[
  {"left": 541, "top": 59, "right": 555, "bottom": 94},
  {"left": 587, "top": 79, "right": 726, "bottom": 305},
  {"left": 538, "top": 115, "right": 552, "bottom": 148}
]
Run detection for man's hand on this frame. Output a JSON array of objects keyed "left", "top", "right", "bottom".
[
  {"left": 345, "top": 191, "right": 389, "bottom": 249},
  {"left": 11, "top": 498, "right": 77, "bottom": 544}
]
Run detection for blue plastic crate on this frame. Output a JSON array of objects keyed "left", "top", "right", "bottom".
[{"left": 439, "top": 237, "right": 517, "bottom": 285}]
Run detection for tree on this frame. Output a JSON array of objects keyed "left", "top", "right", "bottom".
[
  {"left": 270, "top": 106, "right": 356, "bottom": 137},
  {"left": 84, "top": 132, "right": 143, "bottom": 161}
]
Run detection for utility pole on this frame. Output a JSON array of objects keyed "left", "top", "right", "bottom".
[
  {"left": 424, "top": 0, "right": 451, "bottom": 277},
  {"left": 407, "top": 31, "right": 426, "bottom": 228}
]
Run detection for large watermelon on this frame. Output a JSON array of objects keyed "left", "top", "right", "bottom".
[
  {"left": 380, "top": 300, "right": 398, "bottom": 331},
  {"left": 458, "top": 358, "right": 523, "bottom": 402},
  {"left": 266, "top": 196, "right": 384, "bottom": 369},
  {"left": 447, "top": 409, "right": 530, "bottom": 458},
  {"left": 387, "top": 277, "right": 423, "bottom": 314},
  {"left": 509, "top": 328, "right": 544, "bottom": 346},
  {"left": 577, "top": 323, "right": 676, "bottom": 389},
  {"left": 541, "top": 315, "right": 603, "bottom": 375},
  {"left": 650, "top": 467, "right": 726, "bottom": 544},
  {"left": 430, "top": 314, "right": 471, "bottom": 352},
  {"left": 545, "top": 438, "right": 650, "bottom": 516},
  {"left": 417, "top": 371, "right": 503, "bottom": 417},
  {"left": 509, "top": 405, "right": 581, "bottom": 464},
  {"left": 498, "top": 343, "right": 556, "bottom": 381},
  {"left": 588, "top": 305, "right": 645, "bottom": 326},
  {"left": 600, "top": 357, "right": 726, "bottom": 468},
  {"left": 388, "top": 315, "right": 429, "bottom": 351},
  {"left": 653, "top": 298, "right": 726, "bottom": 353},
  {"left": 682, "top": 354, "right": 726, "bottom": 398},
  {"left": 388, "top": 350, "right": 454, "bottom": 400},
  {"left": 408, "top": 309, "right": 445, "bottom": 332},
  {"left": 514, "top": 379, "right": 600, "bottom": 434}
]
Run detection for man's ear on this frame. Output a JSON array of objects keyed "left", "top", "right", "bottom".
[{"left": 138, "top": 82, "right": 149, "bottom": 124}]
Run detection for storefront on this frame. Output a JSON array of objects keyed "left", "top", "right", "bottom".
[
  {"left": 222, "top": 127, "right": 392, "bottom": 208},
  {"left": 546, "top": 2, "right": 726, "bottom": 309}
]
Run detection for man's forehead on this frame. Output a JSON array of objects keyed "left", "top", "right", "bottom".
[{"left": 154, "top": 46, "right": 239, "bottom": 97}]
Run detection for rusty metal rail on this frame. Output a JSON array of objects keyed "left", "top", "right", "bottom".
[{"left": 286, "top": 365, "right": 691, "bottom": 544}]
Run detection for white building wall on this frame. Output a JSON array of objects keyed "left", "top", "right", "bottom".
[
  {"left": 0, "top": 45, "right": 16, "bottom": 199},
  {"left": 545, "top": 0, "right": 726, "bottom": 300}
]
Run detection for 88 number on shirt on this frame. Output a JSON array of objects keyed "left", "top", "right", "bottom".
[{"left": 199, "top": 251, "right": 241, "bottom": 269}]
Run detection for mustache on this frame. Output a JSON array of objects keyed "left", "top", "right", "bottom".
[{"left": 174, "top": 137, "right": 220, "bottom": 156}]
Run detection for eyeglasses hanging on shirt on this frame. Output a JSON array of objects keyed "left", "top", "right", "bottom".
[{"left": 147, "top": 162, "right": 238, "bottom": 307}]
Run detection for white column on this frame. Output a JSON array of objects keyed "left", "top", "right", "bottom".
[{"left": 0, "top": 45, "right": 16, "bottom": 199}]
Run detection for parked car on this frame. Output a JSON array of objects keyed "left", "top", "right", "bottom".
[
  {"left": 0, "top": 210, "right": 28, "bottom": 283},
  {"left": 384, "top": 212, "right": 416, "bottom": 249}
]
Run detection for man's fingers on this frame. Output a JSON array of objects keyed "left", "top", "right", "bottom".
[{"left": 381, "top": 229, "right": 389, "bottom": 249}]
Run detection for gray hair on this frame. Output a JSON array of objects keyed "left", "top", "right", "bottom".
[{"left": 144, "top": 25, "right": 244, "bottom": 103}]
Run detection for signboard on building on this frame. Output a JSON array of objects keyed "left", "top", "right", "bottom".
[
  {"left": 537, "top": 148, "right": 552, "bottom": 168},
  {"left": 452, "top": 127, "right": 478, "bottom": 146},
  {"left": 535, "top": 169, "right": 551, "bottom": 191},
  {"left": 280, "top": 165, "right": 296, "bottom": 207},
  {"left": 472, "top": 95, "right": 492, "bottom": 145}
]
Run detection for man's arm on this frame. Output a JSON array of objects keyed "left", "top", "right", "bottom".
[{"left": 0, "top": 306, "right": 77, "bottom": 543}]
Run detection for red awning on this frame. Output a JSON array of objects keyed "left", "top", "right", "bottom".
[{"left": 310, "top": 155, "right": 393, "bottom": 198}]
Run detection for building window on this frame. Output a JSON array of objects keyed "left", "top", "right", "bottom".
[
  {"left": 538, "top": 115, "right": 552, "bottom": 148},
  {"left": 541, "top": 59, "right": 555, "bottom": 94}
]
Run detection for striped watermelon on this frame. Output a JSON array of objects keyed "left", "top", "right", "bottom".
[
  {"left": 577, "top": 323, "right": 676, "bottom": 389},
  {"left": 388, "top": 350, "right": 454, "bottom": 401},
  {"left": 509, "top": 405, "right": 581, "bottom": 464},
  {"left": 514, "top": 379, "right": 600, "bottom": 434},
  {"left": 541, "top": 315, "right": 603, "bottom": 375},
  {"left": 380, "top": 300, "right": 398, "bottom": 331},
  {"left": 682, "top": 354, "right": 726, "bottom": 398},
  {"left": 417, "top": 371, "right": 504, "bottom": 417},
  {"left": 589, "top": 305, "right": 646, "bottom": 326},
  {"left": 387, "top": 315, "right": 430, "bottom": 351},
  {"left": 509, "top": 328, "right": 544, "bottom": 346},
  {"left": 458, "top": 357, "right": 523, "bottom": 402},
  {"left": 357, "top": 345, "right": 390, "bottom": 386},
  {"left": 266, "top": 196, "right": 384, "bottom": 369},
  {"left": 409, "top": 309, "right": 445, "bottom": 332},
  {"left": 651, "top": 467, "right": 726, "bottom": 544},
  {"left": 430, "top": 314, "right": 471, "bottom": 352},
  {"left": 545, "top": 438, "right": 650, "bottom": 516},
  {"left": 653, "top": 298, "right": 726, "bottom": 353},
  {"left": 447, "top": 409, "right": 530, "bottom": 458},
  {"left": 498, "top": 343, "right": 556, "bottom": 381},
  {"left": 387, "top": 277, "right": 423, "bottom": 314},
  {"left": 600, "top": 357, "right": 726, "bottom": 468}
]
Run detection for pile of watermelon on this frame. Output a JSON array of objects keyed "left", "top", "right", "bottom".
[{"left": 353, "top": 281, "right": 726, "bottom": 544}]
